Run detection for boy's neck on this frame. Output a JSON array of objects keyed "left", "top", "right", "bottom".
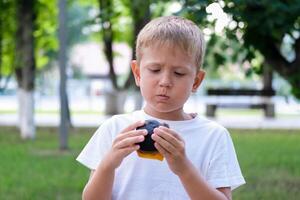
[{"left": 143, "top": 107, "right": 193, "bottom": 121}]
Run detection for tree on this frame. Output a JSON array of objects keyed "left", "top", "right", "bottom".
[
  {"left": 0, "top": 0, "right": 16, "bottom": 91},
  {"left": 0, "top": 0, "right": 3, "bottom": 82},
  {"left": 15, "top": 0, "right": 36, "bottom": 139},
  {"left": 58, "top": 0, "right": 69, "bottom": 150},
  {"left": 96, "top": 0, "right": 152, "bottom": 114},
  {"left": 0, "top": 0, "right": 73, "bottom": 139},
  {"left": 96, "top": 0, "right": 175, "bottom": 114},
  {"left": 180, "top": 0, "right": 300, "bottom": 99},
  {"left": 223, "top": 0, "right": 300, "bottom": 98}
]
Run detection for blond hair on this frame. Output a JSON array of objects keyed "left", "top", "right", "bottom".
[{"left": 136, "top": 16, "right": 205, "bottom": 69}]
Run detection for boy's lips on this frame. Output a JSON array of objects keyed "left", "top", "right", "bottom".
[{"left": 156, "top": 94, "right": 170, "bottom": 101}]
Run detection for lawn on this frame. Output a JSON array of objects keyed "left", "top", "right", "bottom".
[{"left": 0, "top": 127, "right": 299, "bottom": 200}]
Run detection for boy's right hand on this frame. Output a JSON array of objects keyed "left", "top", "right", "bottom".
[{"left": 103, "top": 120, "right": 147, "bottom": 169}]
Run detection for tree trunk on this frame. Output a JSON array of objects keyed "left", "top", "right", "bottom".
[
  {"left": 124, "top": 0, "right": 151, "bottom": 90},
  {"left": 15, "top": 0, "right": 36, "bottom": 139},
  {"left": 58, "top": 0, "right": 69, "bottom": 150},
  {"left": 123, "top": 0, "right": 150, "bottom": 111},
  {"left": 99, "top": 0, "right": 123, "bottom": 114},
  {"left": 99, "top": 0, "right": 118, "bottom": 90},
  {"left": 262, "top": 38, "right": 300, "bottom": 99},
  {"left": 104, "top": 90, "right": 127, "bottom": 115},
  {"left": 265, "top": 56, "right": 300, "bottom": 99},
  {"left": 18, "top": 88, "right": 35, "bottom": 139},
  {"left": 98, "top": 0, "right": 151, "bottom": 114},
  {"left": 262, "top": 63, "right": 273, "bottom": 90},
  {"left": 16, "top": 0, "right": 35, "bottom": 139}
]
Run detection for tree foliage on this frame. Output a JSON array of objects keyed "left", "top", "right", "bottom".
[
  {"left": 0, "top": 0, "right": 93, "bottom": 79},
  {"left": 180, "top": 0, "right": 300, "bottom": 99},
  {"left": 0, "top": 0, "right": 16, "bottom": 81},
  {"left": 223, "top": 0, "right": 300, "bottom": 98},
  {"left": 94, "top": 0, "right": 174, "bottom": 91},
  {"left": 0, "top": 0, "right": 58, "bottom": 81},
  {"left": 34, "top": 0, "right": 58, "bottom": 70}
]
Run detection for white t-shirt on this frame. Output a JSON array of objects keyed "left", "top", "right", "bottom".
[{"left": 77, "top": 110, "right": 245, "bottom": 200}]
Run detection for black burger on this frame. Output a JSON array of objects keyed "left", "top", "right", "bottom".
[{"left": 137, "top": 119, "right": 169, "bottom": 152}]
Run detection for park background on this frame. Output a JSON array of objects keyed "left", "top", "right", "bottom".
[{"left": 0, "top": 0, "right": 300, "bottom": 199}]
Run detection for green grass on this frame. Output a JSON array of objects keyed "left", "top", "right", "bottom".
[
  {"left": 0, "top": 127, "right": 299, "bottom": 199},
  {"left": 0, "top": 127, "right": 94, "bottom": 200},
  {"left": 231, "top": 129, "right": 300, "bottom": 200}
]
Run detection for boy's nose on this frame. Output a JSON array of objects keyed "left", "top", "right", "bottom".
[{"left": 159, "top": 73, "right": 173, "bottom": 87}]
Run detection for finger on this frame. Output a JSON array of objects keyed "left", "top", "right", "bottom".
[
  {"left": 152, "top": 133, "right": 177, "bottom": 153},
  {"left": 119, "top": 145, "right": 140, "bottom": 157},
  {"left": 154, "top": 142, "right": 170, "bottom": 157},
  {"left": 115, "top": 129, "right": 147, "bottom": 143},
  {"left": 154, "top": 127, "right": 182, "bottom": 148},
  {"left": 120, "top": 120, "right": 145, "bottom": 134},
  {"left": 115, "top": 135, "right": 145, "bottom": 149},
  {"left": 159, "top": 126, "right": 184, "bottom": 141}
]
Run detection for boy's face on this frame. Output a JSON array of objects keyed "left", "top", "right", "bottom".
[{"left": 131, "top": 44, "right": 205, "bottom": 119}]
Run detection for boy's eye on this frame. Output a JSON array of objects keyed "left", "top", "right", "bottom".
[
  {"left": 174, "top": 72, "right": 185, "bottom": 76},
  {"left": 150, "top": 69, "right": 160, "bottom": 73}
]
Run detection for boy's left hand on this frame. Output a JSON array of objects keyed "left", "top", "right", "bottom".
[{"left": 152, "top": 126, "right": 191, "bottom": 176}]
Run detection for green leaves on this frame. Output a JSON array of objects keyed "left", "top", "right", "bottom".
[
  {"left": 178, "top": 0, "right": 300, "bottom": 99},
  {"left": 34, "top": 0, "right": 58, "bottom": 70},
  {"left": 0, "top": 0, "right": 17, "bottom": 76}
]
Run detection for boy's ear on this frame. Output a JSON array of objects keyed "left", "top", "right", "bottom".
[
  {"left": 192, "top": 70, "right": 205, "bottom": 92},
  {"left": 131, "top": 60, "right": 141, "bottom": 87}
]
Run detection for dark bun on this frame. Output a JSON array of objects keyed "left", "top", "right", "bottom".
[{"left": 137, "top": 119, "right": 169, "bottom": 152}]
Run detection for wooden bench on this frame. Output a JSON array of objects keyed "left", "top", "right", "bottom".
[{"left": 206, "top": 88, "right": 275, "bottom": 118}]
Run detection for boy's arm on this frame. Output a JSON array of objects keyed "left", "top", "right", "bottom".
[
  {"left": 152, "top": 126, "right": 232, "bottom": 200},
  {"left": 82, "top": 162, "right": 115, "bottom": 200},
  {"left": 82, "top": 120, "right": 147, "bottom": 200},
  {"left": 178, "top": 160, "right": 232, "bottom": 200}
]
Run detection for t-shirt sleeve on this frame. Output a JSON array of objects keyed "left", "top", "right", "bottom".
[
  {"left": 76, "top": 119, "right": 113, "bottom": 170},
  {"left": 206, "top": 129, "right": 246, "bottom": 190}
]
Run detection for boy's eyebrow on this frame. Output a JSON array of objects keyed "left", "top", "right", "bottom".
[
  {"left": 145, "top": 62, "right": 162, "bottom": 67},
  {"left": 145, "top": 62, "right": 190, "bottom": 70}
]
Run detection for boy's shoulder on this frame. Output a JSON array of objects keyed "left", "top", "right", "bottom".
[
  {"left": 101, "top": 110, "right": 144, "bottom": 127},
  {"left": 192, "top": 115, "right": 230, "bottom": 139},
  {"left": 195, "top": 115, "right": 227, "bottom": 131},
  {"left": 110, "top": 110, "right": 143, "bottom": 121}
]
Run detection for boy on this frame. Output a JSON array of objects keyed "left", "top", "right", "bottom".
[{"left": 77, "top": 16, "right": 245, "bottom": 200}]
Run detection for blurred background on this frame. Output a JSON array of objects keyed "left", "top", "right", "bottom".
[{"left": 0, "top": 0, "right": 299, "bottom": 199}]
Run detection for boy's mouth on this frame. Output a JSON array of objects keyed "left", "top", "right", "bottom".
[{"left": 156, "top": 94, "right": 170, "bottom": 101}]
